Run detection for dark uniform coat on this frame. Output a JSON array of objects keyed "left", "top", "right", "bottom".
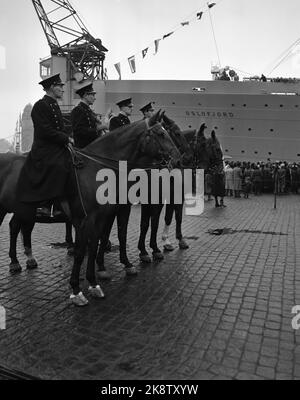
[
  {"left": 109, "top": 113, "right": 131, "bottom": 131},
  {"left": 18, "top": 95, "right": 70, "bottom": 203},
  {"left": 70, "top": 102, "right": 100, "bottom": 148}
]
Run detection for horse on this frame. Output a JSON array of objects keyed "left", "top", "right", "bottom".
[
  {"left": 0, "top": 112, "right": 181, "bottom": 304},
  {"left": 206, "top": 130, "right": 226, "bottom": 208},
  {"left": 159, "top": 121, "right": 211, "bottom": 251},
  {"left": 67, "top": 112, "right": 182, "bottom": 304}
]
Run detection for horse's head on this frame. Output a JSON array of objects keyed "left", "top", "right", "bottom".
[
  {"left": 140, "top": 111, "right": 181, "bottom": 169},
  {"left": 206, "top": 130, "right": 224, "bottom": 168},
  {"left": 182, "top": 122, "right": 211, "bottom": 170},
  {"left": 161, "top": 113, "right": 193, "bottom": 167}
]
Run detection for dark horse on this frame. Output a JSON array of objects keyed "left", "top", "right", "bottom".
[
  {"left": 0, "top": 112, "right": 181, "bottom": 305},
  {"left": 206, "top": 130, "right": 226, "bottom": 208},
  {"left": 138, "top": 114, "right": 195, "bottom": 259},
  {"left": 159, "top": 121, "right": 211, "bottom": 251}
]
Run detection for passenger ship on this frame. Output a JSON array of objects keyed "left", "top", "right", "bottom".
[{"left": 104, "top": 76, "right": 300, "bottom": 162}]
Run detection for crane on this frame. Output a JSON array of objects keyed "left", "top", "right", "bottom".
[{"left": 32, "top": 0, "right": 108, "bottom": 81}]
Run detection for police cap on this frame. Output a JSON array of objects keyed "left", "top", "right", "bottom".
[
  {"left": 140, "top": 102, "right": 154, "bottom": 114},
  {"left": 39, "top": 73, "right": 64, "bottom": 89},
  {"left": 116, "top": 98, "right": 133, "bottom": 108},
  {"left": 75, "top": 81, "right": 96, "bottom": 97}
]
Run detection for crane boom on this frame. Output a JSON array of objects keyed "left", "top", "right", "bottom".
[{"left": 31, "top": 0, "right": 108, "bottom": 80}]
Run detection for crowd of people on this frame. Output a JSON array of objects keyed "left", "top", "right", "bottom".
[{"left": 205, "top": 160, "right": 300, "bottom": 201}]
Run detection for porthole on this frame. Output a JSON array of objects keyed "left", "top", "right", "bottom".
[
  {"left": 188, "top": 125, "right": 192, "bottom": 128},
  {"left": 241, "top": 151, "right": 245, "bottom": 153},
  {"left": 270, "top": 129, "right": 274, "bottom": 132},
  {"left": 225, "top": 149, "right": 228, "bottom": 152},
  {"left": 295, "top": 105, "right": 299, "bottom": 108},
  {"left": 231, "top": 104, "right": 235, "bottom": 107},
  {"left": 231, "top": 127, "right": 234, "bottom": 130},
  {"left": 198, "top": 103, "right": 201, "bottom": 106},
  {"left": 268, "top": 152, "right": 272, "bottom": 155},
  {"left": 280, "top": 105, "right": 283, "bottom": 107},
  {"left": 172, "top": 102, "right": 176, "bottom": 105},
  {"left": 248, "top": 128, "right": 252, "bottom": 131},
  {"left": 243, "top": 104, "right": 246, "bottom": 107},
  {"left": 214, "top": 127, "right": 218, "bottom": 130},
  {"left": 254, "top": 151, "right": 258, "bottom": 154},
  {"left": 298, "top": 154, "right": 300, "bottom": 157},
  {"left": 265, "top": 104, "right": 268, "bottom": 107}
]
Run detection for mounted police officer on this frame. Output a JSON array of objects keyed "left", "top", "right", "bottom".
[
  {"left": 140, "top": 102, "right": 154, "bottom": 119},
  {"left": 109, "top": 98, "right": 133, "bottom": 131},
  {"left": 17, "top": 73, "right": 73, "bottom": 216},
  {"left": 71, "top": 81, "right": 109, "bottom": 148}
]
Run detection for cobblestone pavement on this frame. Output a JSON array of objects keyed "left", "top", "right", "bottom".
[{"left": 0, "top": 194, "right": 300, "bottom": 380}]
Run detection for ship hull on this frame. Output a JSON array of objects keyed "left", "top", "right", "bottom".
[{"left": 105, "top": 80, "right": 300, "bottom": 162}]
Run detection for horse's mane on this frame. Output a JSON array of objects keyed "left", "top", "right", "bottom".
[{"left": 84, "top": 120, "right": 145, "bottom": 153}]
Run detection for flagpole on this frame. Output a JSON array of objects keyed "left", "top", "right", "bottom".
[{"left": 207, "top": 2, "right": 221, "bottom": 67}]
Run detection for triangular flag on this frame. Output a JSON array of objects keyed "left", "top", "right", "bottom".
[
  {"left": 208, "top": 2, "right": 216, "bottom": 8},
  {"left": 163, "top": 31, "right": 174, "bottom": 40},
  {"left": 154, "top": 39, "right": 161, "bottom": 55},
  {"left": 197, "top": 12, "right": 203, "bottom": 20},
  {"left": 142, "top": 47, "right": 149, "bottom": 58},
  {"left": 181, "top": 21, "right": 190, "bottom": 26},
  {"left": 128, "top": 55, "right": 136, "bottom": 73},
  {"left": 114, "top": 62, "right": 121, "bottom": 80}
]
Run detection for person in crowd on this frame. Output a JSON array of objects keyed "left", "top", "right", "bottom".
[
  {"left": 233, "top": 162, "right": 242, "bottom": 198},
  {"left": 224, "top": 161, "right": 234, "bottom": 197}
]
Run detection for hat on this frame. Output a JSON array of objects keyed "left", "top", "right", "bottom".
[
  {"left": 39, "top": 73, "right": 64, "bottom": 89},
  {"left": 116, "top": 98, "right": 133, "bottom": 108},
  {"left": 75, "top": 81, "right": 96, "bottom": 97},
  {"left": 140, "top": 102, "right": 154, "bottom": 114}
]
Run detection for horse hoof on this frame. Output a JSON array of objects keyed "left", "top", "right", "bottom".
[
  {"left": 88, "top": 285, "right": 105, "bottom": 299},
  {"left": 9, "top": 263, "right": 22, "bottom": 274},
  {"left": 70, "top": 292, "right": 89, "bottom": 307},
  {"left": 125, "top": 266, "right": 138, "bottom": 276},
  {"left": 153, "top": 251, "right": 164, "bottom": 261},
  {"left": 26, "top": 259, "right": 38, "bottom": 270},
  {"left": 139, "top": 253, "right": 152, "bottom": 263},
  {"left": 96, "top": 270, "right": 112, "bottom": 280},
  {"left": 178, "top": 239, "right": 189, "bottom": 250},
  {"left": 163, "top": 244, "right": 175, "bottom": 252}
]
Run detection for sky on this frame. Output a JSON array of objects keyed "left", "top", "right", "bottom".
[{"left": 1, "top": 0, "right": 300, "bottom": 141}]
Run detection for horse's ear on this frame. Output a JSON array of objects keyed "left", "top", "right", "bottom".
[
  {"left": 162, "top": 113, "right": 172, "bottom": 126},
  {"left": 149, "top": 110, "right": 161, "bottom": 126}
]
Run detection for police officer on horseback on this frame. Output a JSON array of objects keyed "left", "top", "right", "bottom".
[
  {"left": 71, "top": 81, "right": 110, "bottom": 148},
  {"left": 109, "top": 98, "right": 133, "bottom": 131},
  {"left": 17, "top": 74, "right": 73, "bottom": 216},
  {"left": 140, "top": 102, "right": 154, "bottom": 119}
]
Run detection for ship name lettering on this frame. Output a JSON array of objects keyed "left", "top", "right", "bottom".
[{"left": 185, "top": 111, "right": 234, "bottom": 118}]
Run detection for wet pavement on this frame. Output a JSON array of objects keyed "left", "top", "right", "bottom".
[{"left": 0, "top": 194, "right": 300, "bottom": 380}]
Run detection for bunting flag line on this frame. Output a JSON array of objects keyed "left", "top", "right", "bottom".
[
  {"left": 163, "top": 31, "right": 174, "bottom": 39},
  {"left": 110, "top": 2, "right": 219, "bottom": 76},
  {"left": 142, "top": 47, "right": 149, "bottom": 58},
  {"left": 154, "top": 39, "right": 161, "bottom": 55},
  {"left": 114, "top": 62, "right": 121, "bottom": 80},
  {"left": 128, "top": 55, "right": 136, "bottom": 73}
]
